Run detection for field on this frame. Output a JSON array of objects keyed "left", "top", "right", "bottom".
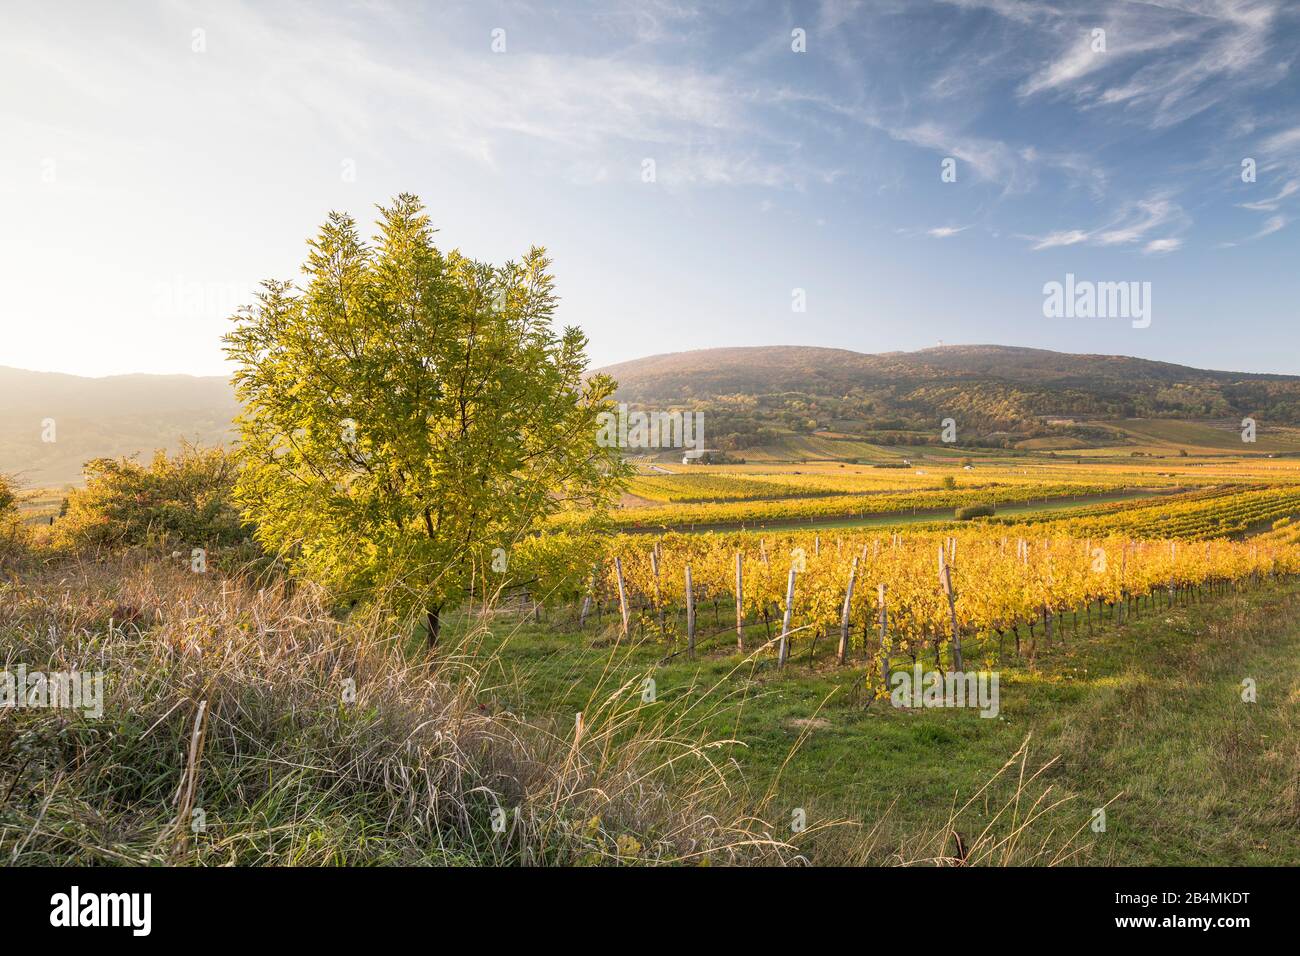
[
  {"left": 605, "top": 447, "right": 1300, "bottom": 533},
  {"left": 454, "top": 578, "right": 1300, "bottom": 864},
  {"left": 616, "top": 417, "right": 1300, "bottom": 466},
  {"left": 7, "top": 438, "right": 1300, "bottom": 866},
  {"left": 494, "top": 448, "right": 1300, "bottom": 863}
]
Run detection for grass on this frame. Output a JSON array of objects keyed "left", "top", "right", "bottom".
[
  {"left": 1089, "top": 419, "right": 1300, "bottom": 456},
  {"left": 0, "top": 552, "right": 799, "bottom": 866},
  {"left": 447, "top": 577, "right": 1300, "bottom": 865},
  {"left": 6, "top": 539, "right": 1296, "bottom": 865}
]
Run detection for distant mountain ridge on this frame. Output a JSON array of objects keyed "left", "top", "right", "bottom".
[
  {"left": 5, "top": 344, "right": 1300, "bottom": 485},
  {"left": 599, "top": 344, "right": 1300, "bottom": 398},
  {"left": 597, "top": 345, "right": 1300, "bottom": 454},
  {"left": 0, "top": 366, "right": 237, "bottom": 486}
]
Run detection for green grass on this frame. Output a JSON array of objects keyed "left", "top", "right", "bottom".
[
  {"left": 446, "top": 579, "right": 1300, "bottom": 865},
  {"left": 1099, "top": 418, "right": 1300, "bottom": 455}
]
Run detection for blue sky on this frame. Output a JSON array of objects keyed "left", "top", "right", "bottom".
[{"left": 2, "top": 0, "right": 1298, "bottom": 377}]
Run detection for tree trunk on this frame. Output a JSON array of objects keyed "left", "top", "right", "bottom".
[{"left": 426, "top": 604, "right": 443, "bottom": 649}]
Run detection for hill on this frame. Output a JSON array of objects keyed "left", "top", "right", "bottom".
[
  {"left": 598, "top": 345, "right": 1300, "bottom": 456},
  {"left": 0, "top": 366, "right": 238, "bottom": 486},
  {"left": 6, "top": 344, "right": 1300, "bottom": 486}
]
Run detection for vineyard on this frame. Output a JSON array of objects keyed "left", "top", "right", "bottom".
[
  {"left": 511, "top": 520, "right": 1300, "bottom": 691},
  {"left": 995, "top": 485, "right": 1300, "bottom": 540},
  {"left": 522, "top": 457, "right": 1300, "bottom": 684},
  {"left": 585, "top": 479, "right": 1126, "bottom": 530},
  {"left": 625, "top": 468, "right": 1058, "bottom": 502}
]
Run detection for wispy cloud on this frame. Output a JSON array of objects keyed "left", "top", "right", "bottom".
[
  {"left": 1239, "top": 179, "right": 1299, "bottom": 211},
  {"left": 1028, "top": 229, "right": 1091, "bottom": 250},
  {"left": 1222, "top": 213, "right": 1289, "bottom": 246},
  {"left": 1011, "top": 1, "right": 1285, "bottom": 128},
  {"left": 1143, "top": 237, "right": 1183, "bottom": 254},
  {"left": 1022, "top": 195, "right": 1191, "bottom": 251}
]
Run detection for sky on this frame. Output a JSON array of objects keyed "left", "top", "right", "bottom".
[{"left": 2, "top": 0, "right": 1299, "bottom": 379}]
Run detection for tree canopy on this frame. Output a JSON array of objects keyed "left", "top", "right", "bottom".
[{"left": 224, "top": 194, "right": 625, "bottom": 642}]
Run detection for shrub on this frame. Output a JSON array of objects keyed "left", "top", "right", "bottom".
[
  {"left": 0, "top": 474, "right": 25, "bottom": 564},
  {"left": 54, "top": 444, "right": 248, "bottom": 552},
  {"left": 955, "top": 503, "right": 996, "bottom": 520}
]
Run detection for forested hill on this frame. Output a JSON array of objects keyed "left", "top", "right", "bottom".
[{"left": 596, "top": 345, "right": 1300, "bottom": 451}]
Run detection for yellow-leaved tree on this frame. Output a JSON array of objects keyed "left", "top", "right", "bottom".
[{"left": 224, "top": 194, "right": 627, "bottom": 645}]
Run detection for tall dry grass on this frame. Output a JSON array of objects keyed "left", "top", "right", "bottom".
[{"left": 0, "top": 551, "right": 798, "bottom": 865}]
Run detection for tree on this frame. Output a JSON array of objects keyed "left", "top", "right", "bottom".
[{"left": 224, "top": 194, "right": 626, "bottom": 645}]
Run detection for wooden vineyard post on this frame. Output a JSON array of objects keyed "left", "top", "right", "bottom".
[
  {"left": 685, "top": 564, "right": 696, "bottom": 659},
  {"left": 614, "top": 556, "right": 630, "bottom": 640},
  {"left": 1120, "top": 543, "right": 1129, "bottom": 626},
  {"left": 579, "top": 565, "right": 596, "bottom": 629},
  {"left": 939, "top": 548, "right": 963, "bottom": 671},
  {"left": 778, "top": 565, "right": 797, "bottom": 667},
  {"left": 877, "top": 583, "right": 890, "bottom": 689},
  {"left": 838, "top": 555, "right": 858, "bottom": 665},
  {"left": 735, "top": 551, "right": 745, "bottom": 652},
  {"left": 650, "top": 545, "right": 665, "bottom": 635}
]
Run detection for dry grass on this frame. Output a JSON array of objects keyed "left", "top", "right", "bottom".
[
  {"left": 0, "top": 548, "right": 1093, "bottom": 866},
  {"left": 0, "top": 551, "right": 799, "bottom": 865}
]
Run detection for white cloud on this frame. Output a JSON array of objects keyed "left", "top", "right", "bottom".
[
  {"left": 1012, "top": 1, "right": 1284, "bottom": 128},
  {"left": 1249, "top": 214, "right": 1288, "bottom": 238},
  {"left": 1030, "top": 229, "right": 1091, "bottom": 250},
  {"left": 1023, "top": 194, "right": 1190, "bottom": 252},
  {"left": 1262, "top": 125, "right": 1300, "bottom": 154},
  {"left": 1020, "top": 32, "right": 1113, "bottom": 98},
  {"left": 1095, "top": 197, "right": 1184, "bottom": 245},
  {"left": 1239, "top": 179, "right": 1299, "bottom": 211},
  {"left": 1143, "top": 238, "right": 1183, "bottom": 254}
]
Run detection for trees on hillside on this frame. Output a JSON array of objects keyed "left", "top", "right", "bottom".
[{"left": 224, "top": 194, "right": 625, "bottom": 645}]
